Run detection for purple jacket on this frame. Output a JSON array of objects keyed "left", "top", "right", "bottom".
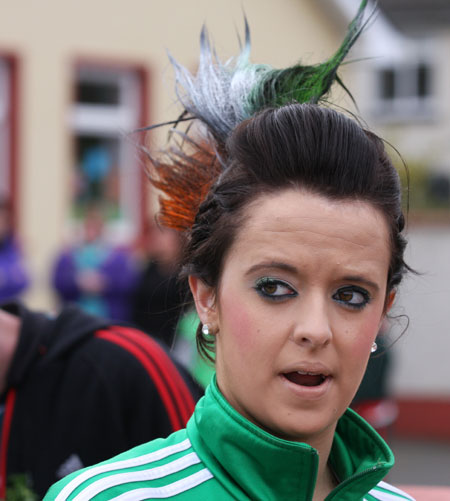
[
  {"left": 52, "top": 244, "right": 138, "bottom": 321},
  {"left": 0, "top": 235, "right": 29, "bottom": 303}
]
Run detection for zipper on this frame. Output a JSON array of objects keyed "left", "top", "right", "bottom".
[
  {"left": 0, "top": 388, "right": 16, "bottom": 500},
  {"left": 325, "top": 465, "right": 385, "bottom": 500}
]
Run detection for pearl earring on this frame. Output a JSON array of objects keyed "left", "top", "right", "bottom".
[
  {"left": 201, "top": 324, "right": 210, "bottom": 336},
  {"left": 371, "top": 342, "right": 378, "bottom": 353}
]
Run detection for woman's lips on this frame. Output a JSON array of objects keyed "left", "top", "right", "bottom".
[
  {"left": 280, "top": 370, "right": 333, "bottom": 399},
  {"left": 284, "top": 371, "right": 327, "bottom": 387}
]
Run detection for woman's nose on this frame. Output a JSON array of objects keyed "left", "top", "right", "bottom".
[{"left": 290, "top": 293, "right": 332, "bottom": 349}]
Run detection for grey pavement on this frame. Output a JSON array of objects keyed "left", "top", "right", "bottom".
[{"left": 387, "top": 438, "right": 450, "bottom": 487}]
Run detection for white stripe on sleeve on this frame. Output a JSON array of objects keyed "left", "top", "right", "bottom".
[
  {"left": 368, "top": 486, "right": 416, "bottom": 501},
  {"left": 110, "top": 469, "right": 214, "bottom": 500},
  {"left": 55, "top": 438, "right": 192, "bottom": 501},
  {"left": 375, "top": 481, "right": 415, "bottom": 500},
  {"left": 73, "top": 452, "right": 201, "bottom": 501}
]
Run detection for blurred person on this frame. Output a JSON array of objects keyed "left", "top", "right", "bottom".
[
  {"left": 131, "top": 224, "right": 186, "bottom": 347},
  {"left": 47, "top": 3, "right": 414, "bottom": 500},
  {"left": 79, "top": 145, "right": 111, "bottom": 202},
  {"left": 0, "top": 198, "right": 29, "bottom": 304},
  {"left": 52, "top": 205, "right": 138, "bottom": 321},
  {"left": 0, "top": 301, "right": 201, "bottom": 499}
]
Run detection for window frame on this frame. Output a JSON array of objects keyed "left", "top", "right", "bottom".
[
  {"left": 372, "top": 53, "right": 436, "bottom": 122},
  {"left": 69, "top": 59, "right": 149, "bottom": 244},
  {"left": 0, "top": 53, "right": 19, "bottom": 229}
]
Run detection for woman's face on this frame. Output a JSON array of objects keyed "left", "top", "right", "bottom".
[{"left": 191, "top": 189, "right": 393, "bottom": 444}]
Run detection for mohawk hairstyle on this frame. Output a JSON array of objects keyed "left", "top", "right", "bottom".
[{"left": 145, "top": 0, "right": 370, "bottom": 232}]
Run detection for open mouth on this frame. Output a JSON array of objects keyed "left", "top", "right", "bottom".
[{"left": 283, "top": 371, "right": 329, "bottom": 387}]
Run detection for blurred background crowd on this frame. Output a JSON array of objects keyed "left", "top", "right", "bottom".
[{"left": 1, "top": 0, "right": 449, "bottom": 487}]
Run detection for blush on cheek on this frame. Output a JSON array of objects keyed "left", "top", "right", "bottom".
[
  {"left": 219, "top": 294, "right": 256, "bottom": 351},
  {"left": 350, "top": 335, "right": 372, "bottom": 357},
  {"left": 350, "top": 316, "right": 381, "bottom": 356}
]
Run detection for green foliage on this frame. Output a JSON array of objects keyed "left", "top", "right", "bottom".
[{"left": 5, "top": 475, "right": 39, "bottom": 501}]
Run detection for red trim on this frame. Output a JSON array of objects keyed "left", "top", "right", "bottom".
[
  {"left": 394, "top": 397, "right": 450, "bottom": 441},
  {"left": 109, "top": 326, "right": 195, "bottom": 422},
  {"left": 8, "top": 58, "right": 19, "bottom": 230},
  {"left": 0, "top": 53, "right": 19, "bottom": 230},
  {"left": 95, "top": 328, "right": 195, "bottom": 431},
  {"left": 96, "top": 329, "right": 182, "bottom": 430},
  {"left": 137, "top": 65, "right": 150, "bottom": 241},
  {"left": 0, "top": 389, "right": 17, "bottom": 498}
]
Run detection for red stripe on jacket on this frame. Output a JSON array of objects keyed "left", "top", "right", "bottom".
[
  {"left": 111, "top": 326, "right": 195, "bottom": 423},
  {"left": 96, "top": 326, "right": 195, "bottom": 430},
  {"left": 0, "top": 388, "right": 17, "bottom": 500}
]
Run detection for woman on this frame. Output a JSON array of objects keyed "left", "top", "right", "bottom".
[{"left": 45, "top": 3, "right": 414, "bottom": 500}]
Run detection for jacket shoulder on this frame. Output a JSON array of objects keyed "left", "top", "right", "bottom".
[
  {"left": 93, "top": 326, "right": 200, "bottom": 408},
  {"left": 43, "top": 429, "right": 214, "bottom": 501},
  {"left": 63, "top": 324, "right": 198, "bottom": 401},
  {"left": 60, "top": 325, "right": 199, "bottom": 435},
  {"left": 365, "top": 480, "right": 416, "bottom": 500}
]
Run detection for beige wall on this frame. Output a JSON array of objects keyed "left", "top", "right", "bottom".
[
  {"left": 351, "top": 25, "right": 450, "bottom": 173},
  {"left": 0, "top": 0, "right": 352, "bottom": 309}
]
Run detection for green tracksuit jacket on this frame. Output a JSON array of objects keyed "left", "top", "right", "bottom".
[{"left": 45, "top": 376, "right": 414, "bottom": 501}]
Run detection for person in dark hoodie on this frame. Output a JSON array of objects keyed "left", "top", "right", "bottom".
[{"left": 0, "top": 302, "right": 201, "bottom": 499}]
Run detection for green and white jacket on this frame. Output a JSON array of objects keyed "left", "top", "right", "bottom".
[{"left": 45, "top": 377, "right": 414, "bottom": 501}]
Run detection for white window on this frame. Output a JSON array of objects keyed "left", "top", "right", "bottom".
[
  {"left": 70, "top": 65, "right": 145, "bottom": 243},
  {"left": 374, "top": 61, "right": 434, "bottom": 120},
  {"left": 0, "top": 58, "right": 11, "bottom": 201}
]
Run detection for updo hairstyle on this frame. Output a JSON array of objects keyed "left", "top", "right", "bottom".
[{"left": 178, "top": 103, "right": 408, "bottom": 360}]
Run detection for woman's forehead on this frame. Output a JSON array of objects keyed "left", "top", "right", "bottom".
[
  {"left": 228, "top": 189, "right": 391, "bottom": 266},
  {"left": 248, "top": 188, "right": 384, "bottom": 224}
]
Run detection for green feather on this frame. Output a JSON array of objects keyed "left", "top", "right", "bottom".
[{"left": 246, "top": 0, "right": 370, "bottom": 112}]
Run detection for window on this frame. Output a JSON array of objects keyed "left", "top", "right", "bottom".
[
  {"left": 70, "top": 65, "right": 146, "bottom": 242},
  {"left": 375, "top": 61, "right": 433, "bottom": 119},
  {"left": 0, "top": 58, "right": 12, "bottom": 202}
]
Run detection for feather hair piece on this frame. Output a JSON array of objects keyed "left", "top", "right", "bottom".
[
  {"left": 146, "top": 0, "right": 371, "bottom": 232},
  {"left": 145, "top": 134, "right": 222, "bottom": 231},
  {"left": 168, "top": 0, "right": 370, "bottom": 145}
]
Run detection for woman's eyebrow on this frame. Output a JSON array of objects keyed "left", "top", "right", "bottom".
[
  {"left": 245, "top": 261, "right": 299, "bottom": 276},
  {"left": 341, "top": 275, "right": 380, "bottom": 292},
  {"left": 245, "top": 265, "right": 381, "bottom": 291}
]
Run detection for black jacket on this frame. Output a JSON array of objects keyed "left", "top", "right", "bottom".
[{"left": 0, "top": 303, "right": 201, "bottom": 498}]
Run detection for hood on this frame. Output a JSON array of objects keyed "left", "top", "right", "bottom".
[{"left": 3, "top": 302, "right": 111, "bottom": 389}]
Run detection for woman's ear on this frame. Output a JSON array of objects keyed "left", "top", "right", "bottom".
[{"left": 189, "top": 275, "right": 217, "bottom": 326}]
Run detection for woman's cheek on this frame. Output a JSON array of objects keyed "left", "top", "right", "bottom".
[
  {"left": 347, "top": 313, "right": 382, "bottom": 356},
  {"left": 219, "top": 293, "right": 258, "bottom": 352}
]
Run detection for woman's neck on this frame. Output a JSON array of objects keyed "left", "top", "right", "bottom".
[
  {"left": 305, "top": 426, "right": 338, "bottom": 501},
  {"left": 0, "top": 309, "right": 20, "bottom": 395}
]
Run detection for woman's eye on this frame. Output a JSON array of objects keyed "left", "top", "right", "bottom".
[
  {"left": 333, "top": 287, "right": 370, "bottom": 309},
  {"left": 255, "top": 278, "right": 297, "bottom": 300}
]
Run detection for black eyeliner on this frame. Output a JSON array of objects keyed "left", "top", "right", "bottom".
[
  {"left": 334, "top": 285, "right": 371, "bottom": 310},
  {"left": 254, "top": 277, "right": 297, "bottom": 301}
]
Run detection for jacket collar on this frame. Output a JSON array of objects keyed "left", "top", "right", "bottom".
[{"left": 187, "top": 376, "right": 394, "bottom": 500}]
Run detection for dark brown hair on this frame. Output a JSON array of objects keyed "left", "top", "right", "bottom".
[{"left": 176, "top": 103, "right": 407, "bottom": 361}]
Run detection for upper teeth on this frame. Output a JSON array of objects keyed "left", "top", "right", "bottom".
[{"left": 296, "top": 371, "right": 327, "bottom": 379}]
